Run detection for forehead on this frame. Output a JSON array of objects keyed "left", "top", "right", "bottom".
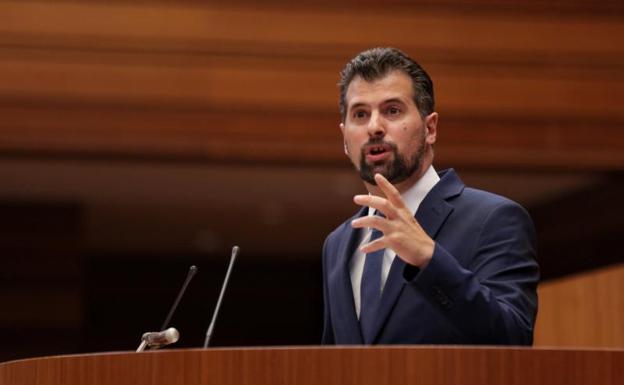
[{"left": 345, "top": 70, "right": 414, "bottom": 108}]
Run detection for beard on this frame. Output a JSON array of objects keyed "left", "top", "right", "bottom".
[{"left": 358, "top": 138, "right": 426, "bottom": 185}]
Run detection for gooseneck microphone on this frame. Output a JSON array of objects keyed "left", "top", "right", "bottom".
[
  {"left": 161, "top": 265, "right": 198, "bottom": 331},
  {"left": 203, "top": 245, "right": 239, "bottom": 348},
  {"left": 136, "top": 265, "right": 198, "bottom": 352}
]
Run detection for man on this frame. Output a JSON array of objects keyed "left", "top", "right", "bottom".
[{"left": 321, "top": 47, "right": 539, "bottom": 345}]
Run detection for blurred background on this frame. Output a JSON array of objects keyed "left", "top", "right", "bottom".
[{"left": 0, "top": 0, "right": 623, "bottom": 361}]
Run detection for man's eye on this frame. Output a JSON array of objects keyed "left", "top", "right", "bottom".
[
  {"left": 353, "top": 110, "right": 368, "bottom": 119},
  {"left": 387, "top": 106, "right": 401, "bottom": 115}
]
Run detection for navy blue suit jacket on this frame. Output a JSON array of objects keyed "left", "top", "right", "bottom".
[{"left": 322, "top": 169, "right": 539, "bottom": 345}]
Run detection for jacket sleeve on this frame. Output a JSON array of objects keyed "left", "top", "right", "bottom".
[{"left": 406, "top": 201, "right": 539, "bottom": 345}]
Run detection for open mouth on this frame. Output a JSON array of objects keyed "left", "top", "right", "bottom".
[
  {"left": 365, "top": 143, "right": 392, "bottom": 156},
  {"left": 364, "top": 143, "right": 393, "bottom": 162}
]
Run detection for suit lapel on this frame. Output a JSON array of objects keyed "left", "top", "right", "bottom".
[
  {"left": 417, "top": 168, "right": 463, "bottom": 239},
  {"left": 366, "top": 169, "right": 463, "bottom": 343},
  {"left": 329, "top": 207, "right": 366, "bottom": 343},
  {"left": 417, "top": 193, "right": 454, "bottom": 240}
]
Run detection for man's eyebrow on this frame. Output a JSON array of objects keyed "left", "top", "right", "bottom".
[
  {"left": 347, "top": 102, "right": 368, "bottom": 111},
  {"left": 347, "top": 97, "right": 409, "bottom": 113},
  {"left": 381, "top": 97, "right": 407, "bottom": 105},
  {"left": 349, "top": 98, "right": 407, "bottom": 109}
]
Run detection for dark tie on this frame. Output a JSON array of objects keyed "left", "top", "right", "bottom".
[{"left": 360, "top": 218, "right": 385, "bottom": 344}]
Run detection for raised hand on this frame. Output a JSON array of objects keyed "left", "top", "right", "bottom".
[{"left": 351, "top": 173, "right": 434, "bottom": 268}]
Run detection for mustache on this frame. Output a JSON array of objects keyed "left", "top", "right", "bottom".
[{"left": 360, "top": 138, "right": 398, "bottom": 153}]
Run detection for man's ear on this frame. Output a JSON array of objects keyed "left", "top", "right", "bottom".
[
  {"left": 424, "top": 112, "right": 438, "bottom": 145},
  {"left": 340, "top": 123, "right": 349, "bottom": 155}
]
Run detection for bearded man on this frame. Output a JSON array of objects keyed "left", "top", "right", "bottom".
[{"left": 321, "top": 47, "right": 539, "bottom": 345}]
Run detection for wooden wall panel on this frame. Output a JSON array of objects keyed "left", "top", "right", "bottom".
[
  {"left": 1, "top": 2, "right": 622, "bottom": 54},
  {"left": 0, "top": 1, "right": 623, "bottom": 169},
  {"left": 535, "top": 263, "right": 624, "bottom": 347},
  {"left": 2, "top": 105, "right": 623, "bottom": 169},
  {"left": 1, "top": 53, "right": 623, "bottom": 116}
]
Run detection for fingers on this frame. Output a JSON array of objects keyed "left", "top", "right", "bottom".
[
  {"left": 353, "top": 195, "right": 395, "bottom": 218},
  {"left": 350, "top": 173, "right": 434, "bottom": 267},
  {"left": 351, "top": 203, "right": 391, "bottom": 254},
  {"left": 351, "top": 215, "right": 390, "bottom": 233},
  {"left": 374, "top": 174, "right": 407, "bottom": 210},
  {"left": 360, "top": 236, "right": 385, "bottom": 254},
  {"left": 353, "top": 173, "right": 408, "bottom": 217}
]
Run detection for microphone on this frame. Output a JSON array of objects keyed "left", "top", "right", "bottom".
[
  {"left": 203, "top": 245, "right": 239, "bottom": 348},
  {"left": 135, "top": 265, "right": 198, "bottom": 352},
  {"left": 161, "top": 265, "right": 198, "bottom": 331},
  {"left": 141, "top": 327, "right": 180, "bottom": 347}
]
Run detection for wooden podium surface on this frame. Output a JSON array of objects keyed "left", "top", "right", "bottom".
[{"left": 1, "top": 346, "right": 623, "bottom": 385}]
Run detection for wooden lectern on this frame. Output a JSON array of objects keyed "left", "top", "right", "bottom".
[{"left": 1, "top": 346, "right": 623, "bottom": 385}]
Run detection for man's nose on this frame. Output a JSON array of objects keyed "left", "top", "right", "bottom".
[{"left": 367, "top": 111, "right": 385, "bottom": 137}]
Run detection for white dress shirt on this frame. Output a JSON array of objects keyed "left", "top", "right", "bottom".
[{"left": 349, "top": 165, "right": 440, "bottom": 319}]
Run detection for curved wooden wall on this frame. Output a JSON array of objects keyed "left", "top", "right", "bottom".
[
  {"left": 0, "top": 1, "right": 623, "bottom": 169},
  {"left": 535, "top": 263, "right": 624, "bottom": 347}
]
